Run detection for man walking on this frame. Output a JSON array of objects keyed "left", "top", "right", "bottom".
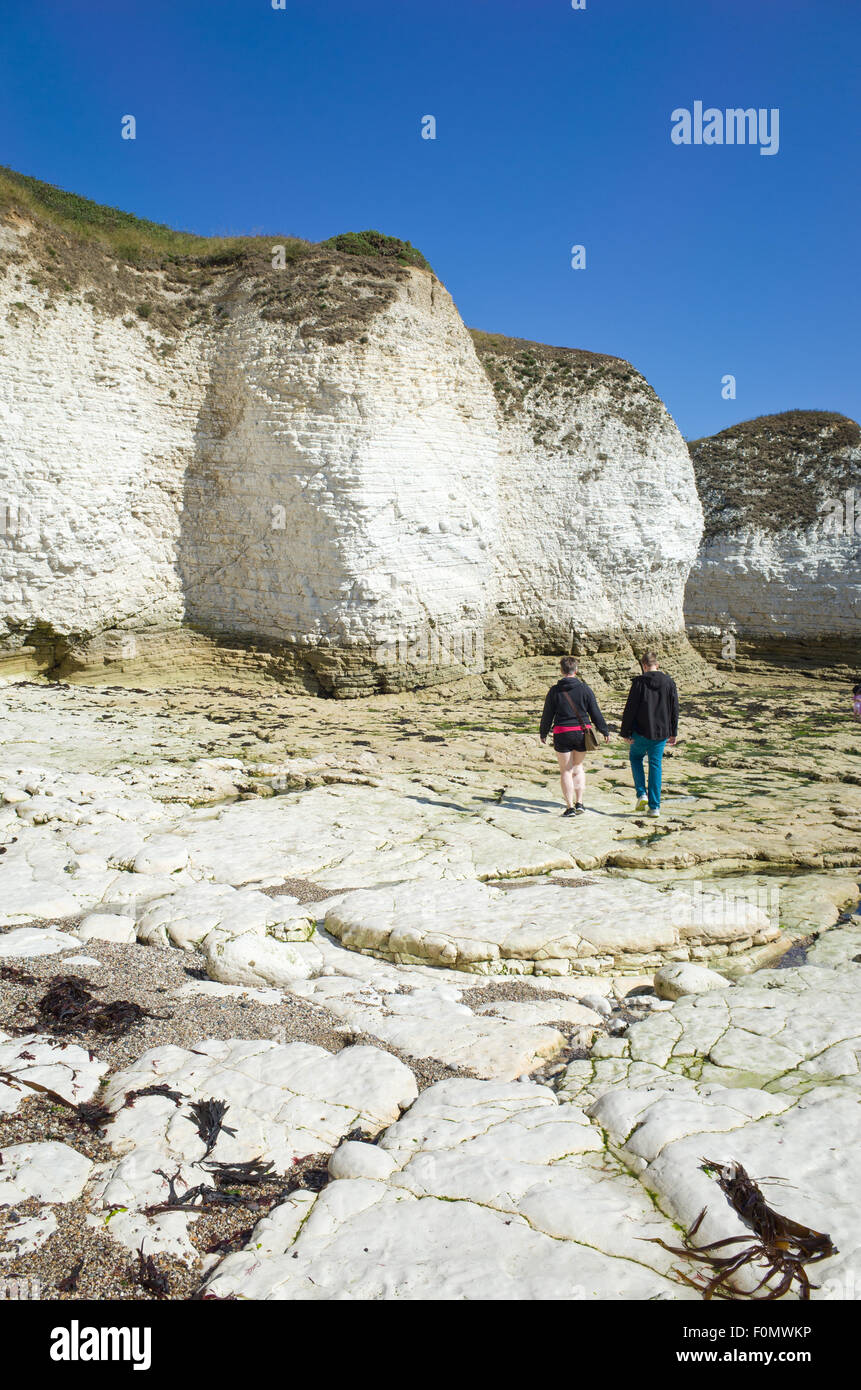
[{"left": 620, "top": 650, "right": 679, "bottom": 818}]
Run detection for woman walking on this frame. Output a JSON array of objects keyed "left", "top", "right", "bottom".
[{"left": 539, "top": 656, "right": 610, "bottom": 816}]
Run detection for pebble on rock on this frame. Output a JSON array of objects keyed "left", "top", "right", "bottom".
[{"left": 653, "top": 963, "right": 732, "bottom": 1001}]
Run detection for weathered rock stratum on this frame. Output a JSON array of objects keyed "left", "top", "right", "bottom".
[
  {"left": 685, "top": 411, "right": 861, "bottom": 663},
  {"left": 0, "top": 169, "right": 703, "bottom": 693}
]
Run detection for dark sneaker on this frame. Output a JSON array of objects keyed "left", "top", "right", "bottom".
[
  {"left": 574, "top": 803, "right": 585, "bottom": 815},
  {"left": 562, "top": 807, "right": 576, "bottom": 817}
]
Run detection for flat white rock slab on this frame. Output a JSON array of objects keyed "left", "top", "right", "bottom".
[
  {"left": 204, "top": 1078, "right": 695, "bottom": 1301},
  {"left": 0, "top": 1033, "right": 109, "bottom": 1114},
  {"left": 322, "top": 877, "right": 777, "bottom": 975},
  {"left": 559, "top": 934, "right": 861, "bottom": 1296},
  {"left": 91, "top": 1038, "right": 418, "bottom": 1259},
  {"left": 473, "top": 998, "right": 603, "bottom": 1028},
  {"left": 0, "top": 927, "right": 79, "bottom": 957},
  {"left": 0, "top": 1141, "right": 93, "bottom": 1205},
  {"left": 0, "top": 773, "right": 611, "bottom": 927},
  {"left": 135, "top": 882, "right": 314, "bottom": 952}
]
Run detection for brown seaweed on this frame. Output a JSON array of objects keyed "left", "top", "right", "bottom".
[
  {"left": 647, "top": 1158, "right": 837, "bottom": 1300},
  {"left": 0, "top": 1069, "right": 110, "bottom": 1130},
  {"left": 205, "top": 1156, "right": 275, "bottom": 1187},
  {"left": 133, "top": 1247, "right": 170, "bottom": 1299},
  {"left": 188, "top": 1097, "right": 236, "bottom": 1157},
  {"left": 144, "top": 1165, "right": 266, "bottom": 1215},
  {"left": 123, "top": 1083, "right": 184, "bottom": 1108},
  {"left": 57, "top": 1259, "right": 85, "bottom": 1293},
  {"left": 31, "top": 974, "right": 167, "bottom": 1038}
]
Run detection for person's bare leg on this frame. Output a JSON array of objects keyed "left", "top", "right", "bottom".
[
  {"left": 571, "top": 751, "right": 586, "bottom": 805},
  {"left": 556, "top": 750, "right": 575, "bottom": 808}
]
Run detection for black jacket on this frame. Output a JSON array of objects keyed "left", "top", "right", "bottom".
[
  {"left": 540, "top": 677, "right": 609, "bottom": 741},
  {"left": 620, "top": 670, "right": 679, "bottom": 741}
]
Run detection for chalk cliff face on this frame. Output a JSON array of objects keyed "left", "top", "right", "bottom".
[
  {"left": 0, "top": 178, "right": 704, "bottom": 694},
  {"left": 684, "top": 412, "right": 861, "bottom": 660},
  {"left": 0, "top": 220, "right": 194, "bottom": 643},
  {"left": 180, "top": 267, "right": 500, "bottom": 691},
  {"left": 471, "top": 334, "right": 702, "bottom": 673}
]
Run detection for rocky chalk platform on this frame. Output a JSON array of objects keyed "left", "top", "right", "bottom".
[{"left": 1, "top": 676, "right": 859, "bottom": 1308}]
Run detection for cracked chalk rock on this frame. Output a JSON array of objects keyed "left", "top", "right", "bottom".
[
  {"left": 202, "top": 1077, "right": 698, "bottom": 1301},
  {"left": 90, "top": 1038, "right": 418, "bottom": 1259}
]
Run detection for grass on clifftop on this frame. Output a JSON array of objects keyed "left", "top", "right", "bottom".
[
  {"left": 0, "top": 166, "right": 429, "bottom": 271},
  {"left": 320, "top": 230, "right": 429, "bottom": 270},
  {"left": 689, "top": 411, "right": 861, "bottom": 539},
  {"left": 0, "top": 166, "right": 432, "bottom": 345},
  {"left": 470, "top": 330, "right": 666, "bottom": 440}
]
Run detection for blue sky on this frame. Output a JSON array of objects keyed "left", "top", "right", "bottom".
[{"left": 2, "top": 0, "right": 858, "bottom": 439}]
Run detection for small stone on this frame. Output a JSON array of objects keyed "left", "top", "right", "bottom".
[
  {"left": 328, "top": 1142, "right": 396, "bottom": 1182},
  {"left": 653, "top": 962, "right": 731, "bottom": 1001},
  {"left": 77, "top": 913, "right": 137, "bottom": 944},
  {"left": 581, "top": 995, "right": 612, "bottom": 1016},
  {"left": 1, "top": 787, "right": 28, "bottom": 805}
]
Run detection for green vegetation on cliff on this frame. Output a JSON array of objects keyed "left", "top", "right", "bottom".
[
  {"left": 689, "top": 411, "right": 861, "bottom": 539},
  {"left": 0, "top": 166, "right": 430, "bottom": 272},
  {"left": 469, "top": 329, "right": 666, "bottom": 439},
  {"left": 0, "top": 166, "right": 432, "bottom": 344}
]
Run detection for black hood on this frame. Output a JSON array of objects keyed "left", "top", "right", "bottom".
[{"left": 620, "top": 668, "right": 679, "bottom": 740}]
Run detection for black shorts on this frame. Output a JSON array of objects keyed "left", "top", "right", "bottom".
[{"left": 553, "top": 730, "right": 586, "bottom": 753}]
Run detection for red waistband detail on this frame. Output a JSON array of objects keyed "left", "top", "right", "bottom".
[{"left": 554, "top": 724, "right": 587, "bottom": 732}]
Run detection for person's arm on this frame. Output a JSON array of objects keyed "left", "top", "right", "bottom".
[
  {"left": 668, "top": 679, "right": 679, "bottom": 742},
  {"left": 539, "top": 689, "right": 555, "bottom": 742},
  {"left": 619, "top": 681, "right": 639, "bottom": 740},
  {"left": 585, "top": 686, "right": 610, "bottom": 739}
]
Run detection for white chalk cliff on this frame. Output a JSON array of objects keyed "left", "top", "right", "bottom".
[
  {"left": 685, "top": 412, "right": 861, "bottom": 656},
  {"left": 0, "top": 175, "right": 704, "bottom": 693},
  {"left": 472, "top": 333, "right": 702, "bottom": 664}
]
